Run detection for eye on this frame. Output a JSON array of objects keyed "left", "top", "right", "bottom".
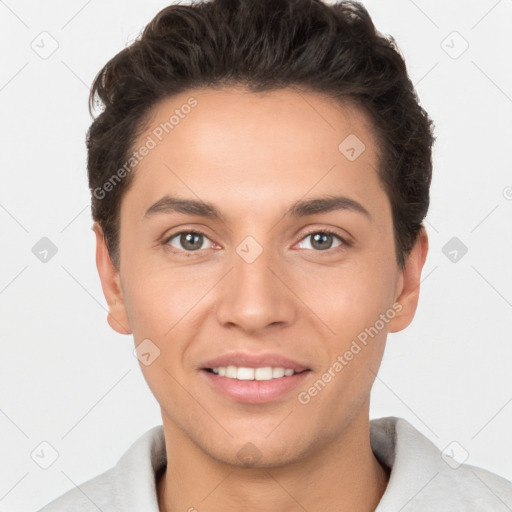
[
  {"left": 162, "top": 228, "right": 349, "bottom": 255},
  {"left": 297, "top": 229, "right": 347, "bottom": 251},
  {"left": 165, "top": 231, "right": 214, "bottom": 252}
]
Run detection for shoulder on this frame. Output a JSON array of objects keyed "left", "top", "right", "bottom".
[
  {"left": 36, "top": 469, "right": 116, "bottom": 512},
  {"left": 371, "top": 416, "right": 512, "bottom": 511},
  {"left": 36, "top": 425, "right": 166, "bottom": 512}
]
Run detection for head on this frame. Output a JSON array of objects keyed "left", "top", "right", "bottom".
[{"left": 90, "top": 0, "right": 433, "bottom": 467}]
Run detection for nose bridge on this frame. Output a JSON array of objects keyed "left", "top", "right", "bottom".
[
  {"left": 234, "top": 236, "right": 276, "bottom": 294},
  {"left": 215, "top": 233, "right": 296, "bottom": 332}
]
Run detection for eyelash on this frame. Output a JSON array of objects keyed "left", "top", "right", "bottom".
[{"left": 162, "top": 228, "right": 351, "bottom": 256}]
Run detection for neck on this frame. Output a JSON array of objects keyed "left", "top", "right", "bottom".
[{"left": 157, "top": 405, "right": 389, "bottom": 512}]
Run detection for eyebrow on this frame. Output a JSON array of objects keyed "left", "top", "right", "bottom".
[{"left": 143, "top": 194, "right": 372, "bottom": 221}]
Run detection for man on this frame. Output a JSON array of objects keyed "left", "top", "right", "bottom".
[{"left": 38, "top": 0, "right": 512, "bottom": 510}]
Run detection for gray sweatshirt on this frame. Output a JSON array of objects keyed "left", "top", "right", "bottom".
[{"left": 36, "top": 416, "right": 512, "bottom": 511}]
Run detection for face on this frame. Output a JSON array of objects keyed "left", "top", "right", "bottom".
[{"left": 95, "top": 86, "right": 427, "bottom": 468}]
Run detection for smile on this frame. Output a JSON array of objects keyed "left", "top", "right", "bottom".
[
  {"left": 208, "top": 366, "right": 299, "bottom": 380},
  {"left": 201, "top": 367, "right": 311, "bottom": 404}
]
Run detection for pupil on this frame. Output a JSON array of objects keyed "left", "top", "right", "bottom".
[
  {"left": 312, "top": 233, "right": 332, "bottom": 250},
  {"left": 182, "top": 233, "right": 202, "bottom": 250}
]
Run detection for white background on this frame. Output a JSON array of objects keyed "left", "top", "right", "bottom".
[{"left": 1, "top": 0, "right": 511, "bottom": 510}]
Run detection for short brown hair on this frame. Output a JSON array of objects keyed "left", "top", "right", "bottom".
[{"left": 87, "top": 0, "right": 435, "bottom": 269}]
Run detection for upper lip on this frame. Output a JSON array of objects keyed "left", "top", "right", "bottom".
[{"left": 200, "top": 352, "right": 310, "bottom": 372}]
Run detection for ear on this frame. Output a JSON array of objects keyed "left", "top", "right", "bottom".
[
  {"left": 92, "top": 222, "right": 132, "bottom": 335},
  {"left": 388, "top": 226, "right": 429, "bottom": 333}
]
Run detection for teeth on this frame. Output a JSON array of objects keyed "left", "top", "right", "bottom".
[
  {"left": 226, "top": 366, "right": 238, "bottom": 378},
  {"left": 211, "top": 366, "right": 298, "bottom": 380},
  {"left": 255, "top": 367, "right": 272, "bottom": 380},
  {"left": 272, "top": 367, "right": 285, "bottom": 378}
]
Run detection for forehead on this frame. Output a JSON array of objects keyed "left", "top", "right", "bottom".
[
  {"left": 139, "top": 86, "right": 379, "bottom": 162},
  {"left": 122, "top": 86, "right": 389, "bottom": 224}
]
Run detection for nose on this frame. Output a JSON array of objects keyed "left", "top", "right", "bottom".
[{"left": 214, "top": 241, "right": 297, "bottom": 334}]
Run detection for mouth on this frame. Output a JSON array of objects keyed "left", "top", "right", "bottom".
[
  {"left": 199, "top": 353, "right": 311, "bottom": 404},
  {"left": 203, "top": 366, "right": 308, "bottom": 380}
]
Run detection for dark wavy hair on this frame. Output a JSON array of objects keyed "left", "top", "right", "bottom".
[{"left": 87, "top": 0, "right": 435, "bottom": 270}]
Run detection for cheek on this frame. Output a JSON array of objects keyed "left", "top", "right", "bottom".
[
  {"left": 120, "top": 254, "right": 208, "bottom": 337},
  {"left": 121, "top": 278, "right": 165, "bottom": 339},
  {"left": 121, "top": 270, "right": 196, "bottom": 405},
  {"left": 299, "top": 259, "right": 396, "bottom": 341},
  {"left": 295, "top": 273, "right": 392, "bottom": 421}
]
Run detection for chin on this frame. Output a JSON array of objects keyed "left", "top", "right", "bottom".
[{"left": 198, "top": 432, "right": 311, "bottom": 469}]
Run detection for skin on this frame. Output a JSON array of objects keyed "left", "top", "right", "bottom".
[{"left": 94, "top": 86, "right": 428, "bottom": 512}]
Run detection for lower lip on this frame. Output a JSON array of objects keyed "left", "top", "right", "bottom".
[{"left": 200, "top": 370, "right": 311, "bottom": 404}]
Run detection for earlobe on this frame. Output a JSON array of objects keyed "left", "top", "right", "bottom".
[
  {"left": 107, "top": 306, "right": 132, "bottom": 335},
  {"left": 92, "top": 222, "right": 132, "bottom": 335},
  {"left": 387, "top": 227, "right": 429, "bottom": 333}
]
